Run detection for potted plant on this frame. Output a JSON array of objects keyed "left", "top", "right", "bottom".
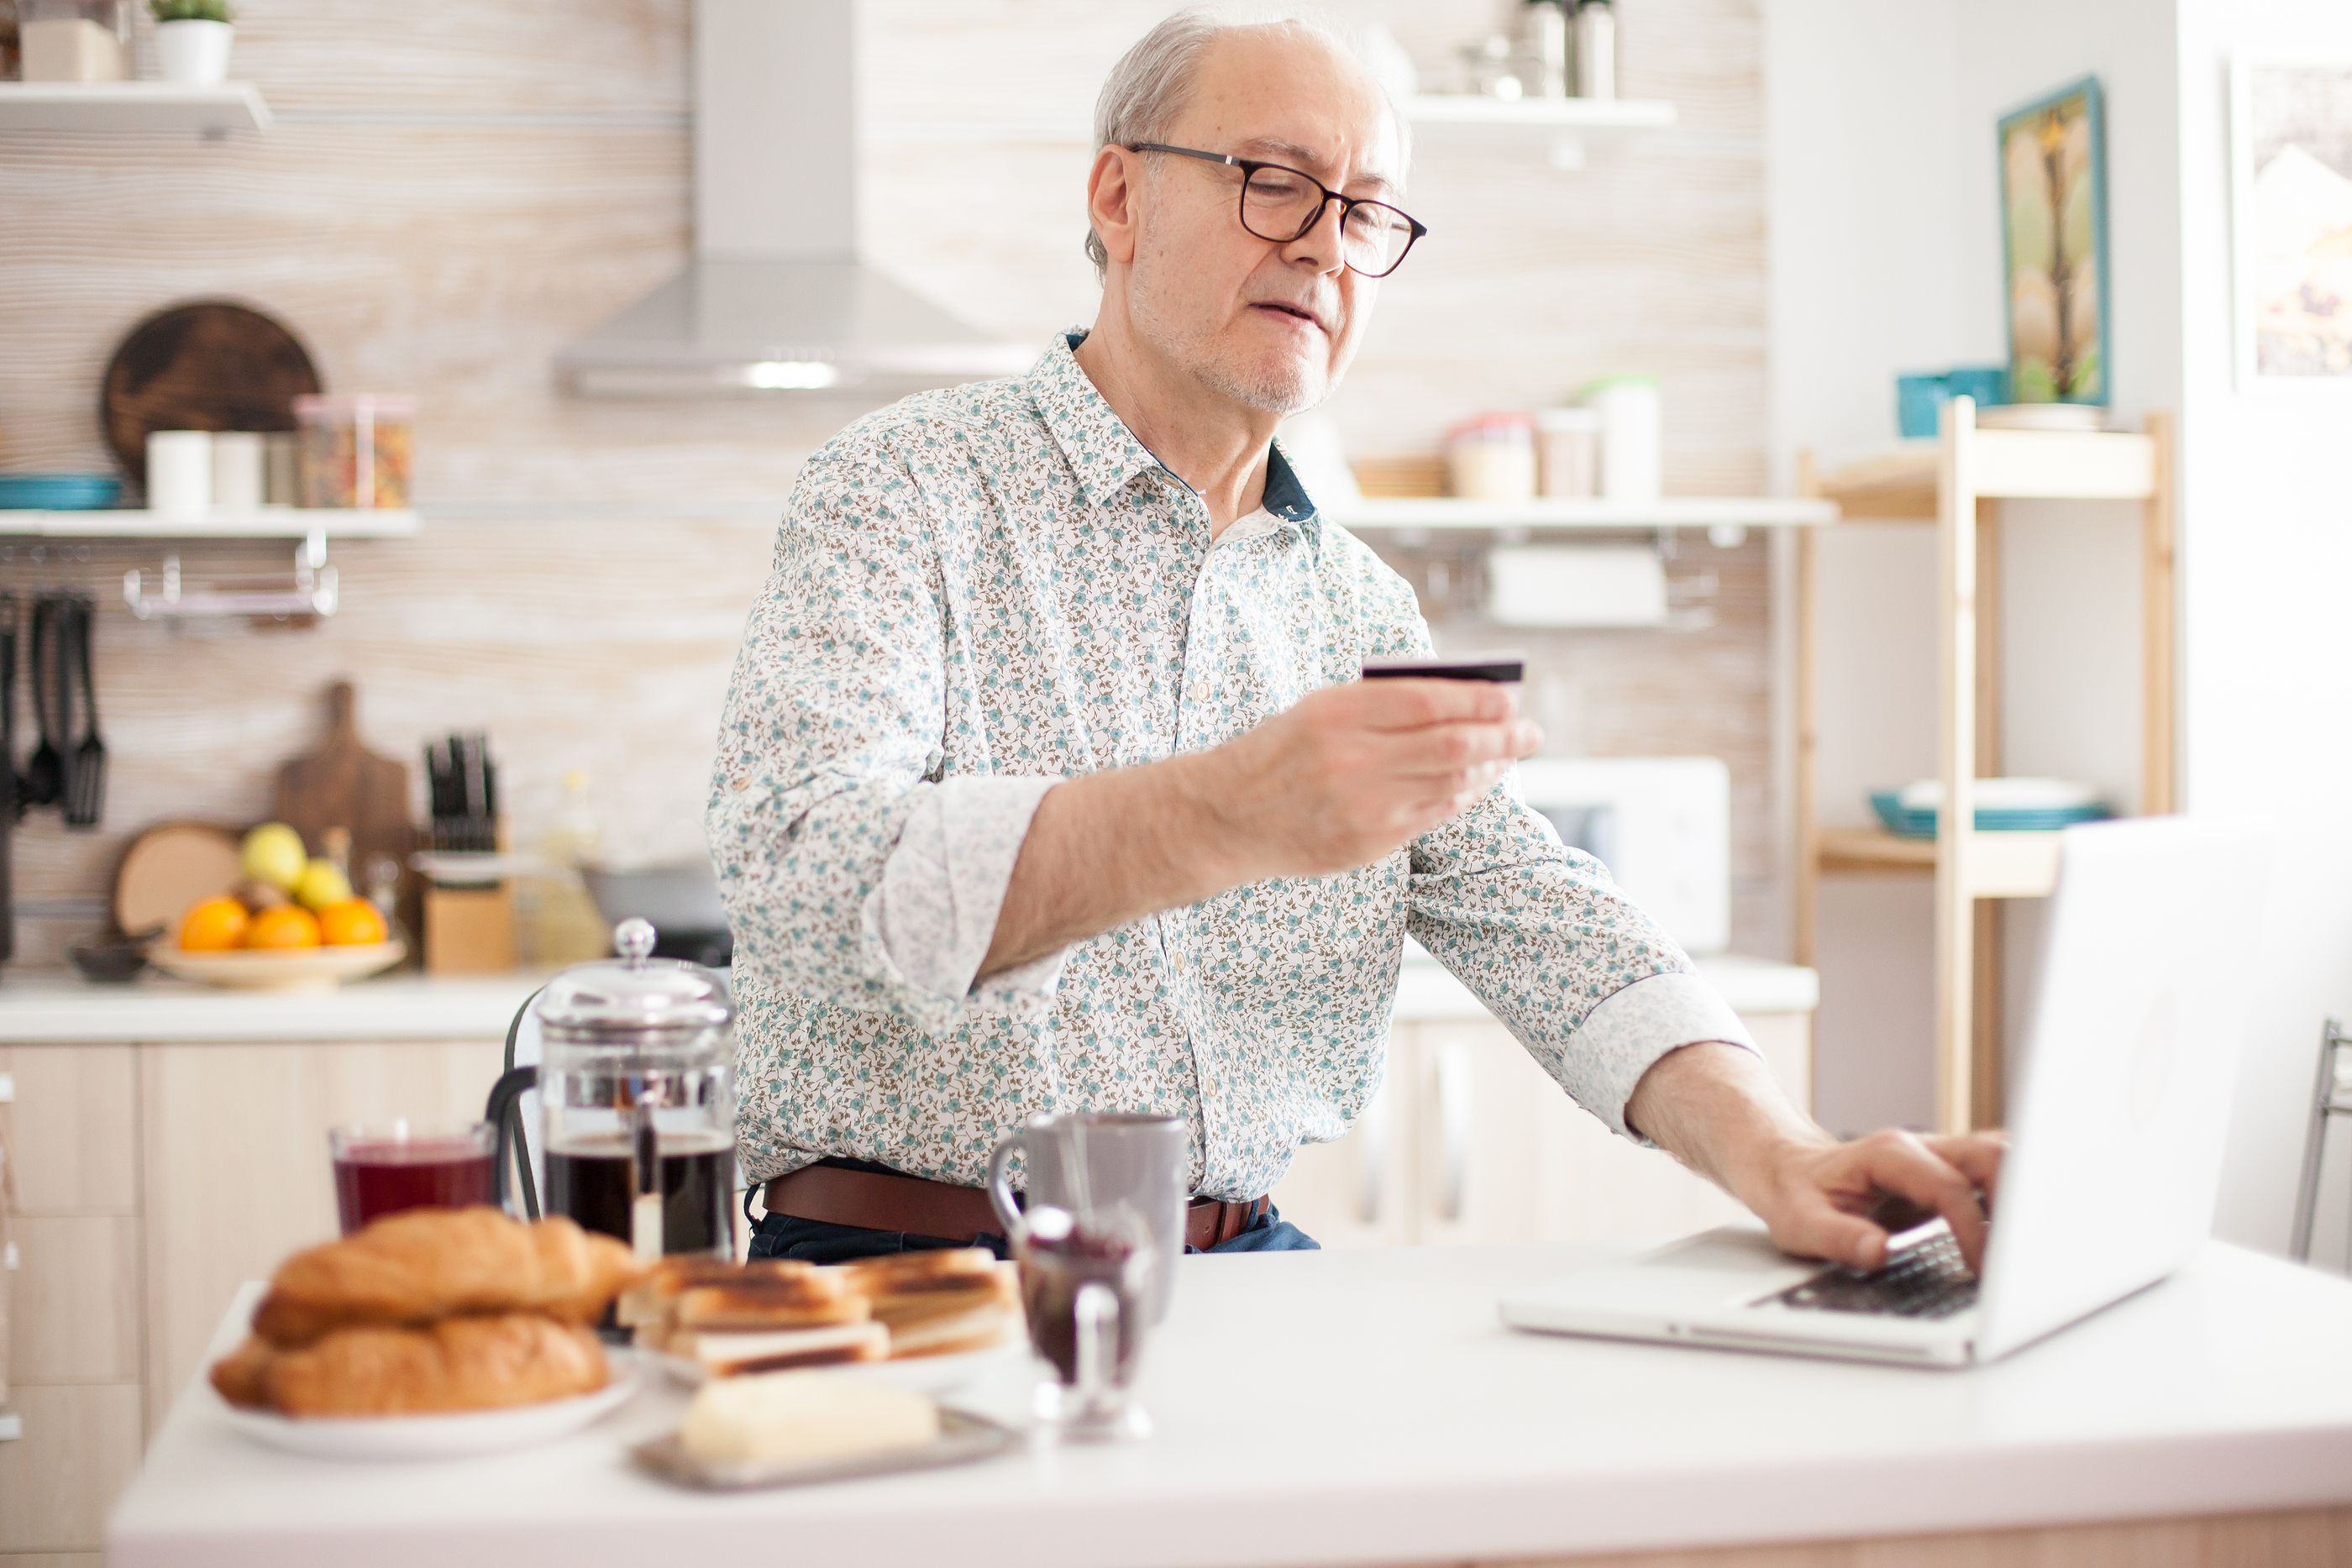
[{"left": 150, "top": 0, "right": 230, "bottom": 85}]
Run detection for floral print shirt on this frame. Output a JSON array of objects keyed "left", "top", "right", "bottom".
[{"left": 707, "top": 330, "right": 1756, "bottom": 1199}]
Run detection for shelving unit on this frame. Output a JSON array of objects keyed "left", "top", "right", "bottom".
[
  {"left": 0, "top": 510, "right": 421, "bottom": 621},
  {"left": 1403, "top": 92, "right": 1677, "bottom": 170},
  {"left": 0, "top": 508, "right": 417, "bottom": 540},
  {"left": 1400, "top": 93, "right": 1676, "bottom": 128},
  {"left": 1793, "top": 397, "right": 2176, "bottom": 1133},
  {"left": 0, "top": 81, "right": 272, "bottom": 134}
]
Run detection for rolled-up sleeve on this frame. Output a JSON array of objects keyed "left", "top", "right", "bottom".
[
  {"left": 705, "top": 438, "right": 1073, "bottom": 1036},
  {"left": 1406, "top": 784, "right": 1758, "bottom": 1147}
]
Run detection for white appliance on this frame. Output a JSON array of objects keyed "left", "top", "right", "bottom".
[
  {"left": 1507, "top": 757, "right": 1730, "bottom": 956},
  {"left": 1498, "top": 815, "right": 2270, "bottom": 1369}
]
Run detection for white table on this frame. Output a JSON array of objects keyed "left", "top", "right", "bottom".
[{"left": 108, "top": 1238, "right": 2352, "bottom": 1568}]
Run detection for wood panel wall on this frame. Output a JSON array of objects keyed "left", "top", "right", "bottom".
[{"left": 0, "top": 0, "right": 1774, "bottom": 968}]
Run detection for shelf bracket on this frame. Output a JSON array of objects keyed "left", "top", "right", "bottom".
[{"left": 123, "top": 529, "right": 339, "bottom": 623}]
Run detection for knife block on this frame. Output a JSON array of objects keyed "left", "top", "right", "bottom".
[
  {"left": 423, "top": 883, "right": 516, "bottom": 975},
  {"left": 422, "top": 821, "right": 516, "bottom": 975}
]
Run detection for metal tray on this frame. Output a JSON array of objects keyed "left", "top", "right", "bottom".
[{"left": 629, "top": 1408, "right": 1018, "bottom": 1492}]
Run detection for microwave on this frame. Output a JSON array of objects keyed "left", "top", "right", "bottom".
[{"left": 1504, "top": 757, "right": 1731, "bottom": 956}]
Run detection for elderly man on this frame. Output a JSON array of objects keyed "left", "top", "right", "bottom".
[{"left": 707, "top": 7, "right": 2002, "bottom": 1267}]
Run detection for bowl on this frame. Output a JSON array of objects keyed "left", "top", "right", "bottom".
[
  {"left": 148, "top": 938, "right": 406, "bottom": 993},
  {"left": 70, "top": 937, "right": 153, "bottom": 984}
]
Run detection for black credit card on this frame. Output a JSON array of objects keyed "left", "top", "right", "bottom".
[{"left": 1360, "top": 652, "right": 1525, "bottom": 684}]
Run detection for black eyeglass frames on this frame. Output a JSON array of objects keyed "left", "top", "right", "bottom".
[{"left": 1126, "top": 142, "right": 1426, "bottom": 278}]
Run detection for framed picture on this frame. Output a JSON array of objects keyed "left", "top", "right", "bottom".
[
  {"left": 2233, "top": 57, "right": 2352, "bottom": 385},
  {"left": 1998, "top": 76, "right": 2111, "bottom": 406}
]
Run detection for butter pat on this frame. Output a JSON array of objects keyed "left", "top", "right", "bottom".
[{"left": 678, "top": 1371, "right": 939, "bottom": 1467}]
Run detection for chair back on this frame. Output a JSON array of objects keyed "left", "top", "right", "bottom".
[{"left": 487, "top": 986, "right": 549, "bottom": 1218}]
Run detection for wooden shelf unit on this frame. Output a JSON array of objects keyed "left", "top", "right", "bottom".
[{"left": 1793, "top": 398, "right": 2176, "bottom": 1133}]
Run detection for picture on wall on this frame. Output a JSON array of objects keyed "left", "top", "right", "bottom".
[
  {"left": 1998, "top": 76, "right": 2111, "bottom": 406},
  {"left": 2234, "top": 59, "right": 2352, "bottom": 384}
]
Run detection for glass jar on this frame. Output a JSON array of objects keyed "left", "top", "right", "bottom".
[
  {"left": 20, "top": 0, "right": 129, "bottom": 82},
  {"left": 1445, "top": 412, "right": 1539, "bottom": 502},
  {"left": 293, "top": 393, "right": 416, "bottom": 511}
]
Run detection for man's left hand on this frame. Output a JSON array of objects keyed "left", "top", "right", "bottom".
[{"left": 1751, "top": 1128, "right": 2006, "bottom": 1276}]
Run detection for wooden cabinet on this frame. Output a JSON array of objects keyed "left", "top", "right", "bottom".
[
  {"left": 1274, "top": 1012, "right": 1814, "bottom": 1250},
  {"left": 0, "top": 1036, "right": 502, "bottom": 1553},
  {"left": 139, "top": 1039, "right": 502, "bottom": 1414}
]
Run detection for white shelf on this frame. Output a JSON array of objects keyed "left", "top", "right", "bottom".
[
  {"left": 1326, "top": 496, "right": 1835, "bottom": 532},
  {"left": 0, "top": 81, "right": 272, "bottom": 134},
  {"left": 1401, "top": 94, "right": 1677, "bottom": 130},
  {"left": 0, "top": 508, "right": 418, "bottom": 540}
]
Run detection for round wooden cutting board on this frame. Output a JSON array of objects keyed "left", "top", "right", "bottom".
[{"left": 99, "top": 301, "right": 323, "bottom": 486}]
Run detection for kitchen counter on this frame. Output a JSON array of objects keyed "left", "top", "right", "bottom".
[
  {"left": 0, "top": 968, "right": 558, "bottom": 1042},
  {"left": 0, "top": 950, "right": 1814, "bottom": 1043},
  {"left": 108, "top": 1237, "right": 2352, "bottom": 1568}
]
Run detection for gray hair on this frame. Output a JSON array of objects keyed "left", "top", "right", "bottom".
[{"left": 1084, "top": 4, "right": 1412, "bottom": 283}]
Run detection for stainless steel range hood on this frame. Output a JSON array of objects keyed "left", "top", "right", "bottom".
[{"left": 555, "top": 0, "right": 1032, "bottom": 397}]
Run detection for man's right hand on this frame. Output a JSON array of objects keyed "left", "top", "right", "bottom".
[{"left": 1194, "top": 679, "right": 1543, "bottom": 880}]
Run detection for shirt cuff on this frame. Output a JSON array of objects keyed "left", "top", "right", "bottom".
[
  {"left": 1569, "top": 970, "right": 1760, "bottom": 1148},
  {"left": 863, "top": 774, "right": 1068, "bottom": 1028}
]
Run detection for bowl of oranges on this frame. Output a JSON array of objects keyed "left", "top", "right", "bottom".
[{"left": 150, "top": 823, "right": 405, "bottom": 993}]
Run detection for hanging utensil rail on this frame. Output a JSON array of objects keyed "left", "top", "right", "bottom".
[{"left": 123, "top": 530, "right": 339, "bottom": 622}]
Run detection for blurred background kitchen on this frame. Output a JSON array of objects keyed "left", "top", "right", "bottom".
[{"left": 4, "top": 0, "right": 2352, "bottom": 1545}]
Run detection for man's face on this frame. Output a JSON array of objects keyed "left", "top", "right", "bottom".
[{"left": 1125, "top": 29, "right": 1403, "bottom": 417}]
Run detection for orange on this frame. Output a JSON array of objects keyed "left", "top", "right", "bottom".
[
  {"left": 244, "top": 905, "right": 323, "bottom": 951},
  {"left": 178, "top": 896, "right": 251, "bottom": 953},
  {"left": 317, "top": 898, "right": 387, "bottom": 947}
]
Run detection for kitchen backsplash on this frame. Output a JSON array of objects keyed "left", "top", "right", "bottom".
[{"left": 0, "top": 0, "right": 1774, "bottom": 968}]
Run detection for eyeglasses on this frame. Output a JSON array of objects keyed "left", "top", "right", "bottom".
[{"left": 1126, "top": 142, "right": 1426, "bottom": 279}]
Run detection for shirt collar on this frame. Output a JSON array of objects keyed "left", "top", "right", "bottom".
[{"left": 1026, "top": 328, "right": 1321, "bottom": 533}]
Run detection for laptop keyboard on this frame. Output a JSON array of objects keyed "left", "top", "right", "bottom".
[{"left": 1761, "top": 1230, "right": 1980, "bottom": 1320}]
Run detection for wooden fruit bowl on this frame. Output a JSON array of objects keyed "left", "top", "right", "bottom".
[{"left": 149, "top": 938, "right": 406, "bottom": 994}]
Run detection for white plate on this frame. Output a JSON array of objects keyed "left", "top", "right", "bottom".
[
  {"left": 218, "top": 1361, "right": 640, "bottom": 1461},
  {"left": 651, "top": 1335, "right": 1026, "bottom": 1395}
]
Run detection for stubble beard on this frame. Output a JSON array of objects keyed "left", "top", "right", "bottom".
[{"left": 1129, "top": 237, "right": 1331, "bottom": 417}]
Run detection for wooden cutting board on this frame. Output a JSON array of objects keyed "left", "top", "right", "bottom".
[
  {"left": 101, "top": 300, "right": 323, "bottom": 486},
  {"left": 273, "top": 681, "right": 417, "bottom": 936}
]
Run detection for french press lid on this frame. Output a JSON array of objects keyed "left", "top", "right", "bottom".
[{"left": 530, "top": 917, "right": 732, "bottom": 1041}]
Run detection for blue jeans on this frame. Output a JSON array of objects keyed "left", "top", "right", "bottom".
[{"left": 748, "top": 1202, "right": 1320, "bottom": 1262}]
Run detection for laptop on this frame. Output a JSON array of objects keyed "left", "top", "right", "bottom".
[{"left": 1499, "top": 815, "right": 2270, "bottom": 1369}]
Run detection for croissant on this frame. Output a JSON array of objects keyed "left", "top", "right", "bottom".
[
  {"left": 251, "top": 1209, "right": 641, "bottom": 1347},
  {"left": 224, "top": 1314, "right": 609, "bottom": 1418}
]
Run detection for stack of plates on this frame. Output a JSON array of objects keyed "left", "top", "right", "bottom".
[
  {"left": 0, "top": 473, "right": 123, "bottom": 510},
  {"left": 1975, "top": 403, "right": 2109, "bottom": 433},
  {"left": 1870, "top": 779, "right": 2111, "bottom": 838}
]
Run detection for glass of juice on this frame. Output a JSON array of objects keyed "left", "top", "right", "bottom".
[{"left": 328, "top": 1120, "right": 497, "bottom": 1235}]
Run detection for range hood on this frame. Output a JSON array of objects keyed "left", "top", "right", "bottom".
[{"left": 555, "top": 0, "right": 1032, "bottom": 397}]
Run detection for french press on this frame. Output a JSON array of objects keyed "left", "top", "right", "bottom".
[{"left": 487, "top": 917, "right": 737, "bottom": 1261}]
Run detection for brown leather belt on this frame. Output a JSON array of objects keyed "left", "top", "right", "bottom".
[{"left": 764, "top": 1162, "right": 1269, "bottom": 1251}]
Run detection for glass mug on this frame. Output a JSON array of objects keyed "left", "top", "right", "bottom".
[
  {"left": 328, "top": 1120, "right": 496, "bottom": 1235},
  {"left": 987, "top": 1112, "right": 1185, "bottom": 1442}
]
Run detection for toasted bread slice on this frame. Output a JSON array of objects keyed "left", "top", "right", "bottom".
[
  {"left": 863, "top": 1270, "right": 1019, "bottom": 1326},
  {"left": 617, "top": 1256, "right": 819, "bottom": 1326},
  {"left": 675, "top": 1321, "right": 890, "bottom": 1377},
  {"left": 885, "top": 1303, "right": 1021, "bottom": 1360},
  {"left": 841, "top": 1247, "right": 1001, "bottom": 1293},
  {"left": 672, "top": 1282, "right": 873, "bottom": 1331}
]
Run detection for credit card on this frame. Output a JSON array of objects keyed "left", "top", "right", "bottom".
[{"left": 1359, "top": 652, "right": 1525, "bottom": 684}]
